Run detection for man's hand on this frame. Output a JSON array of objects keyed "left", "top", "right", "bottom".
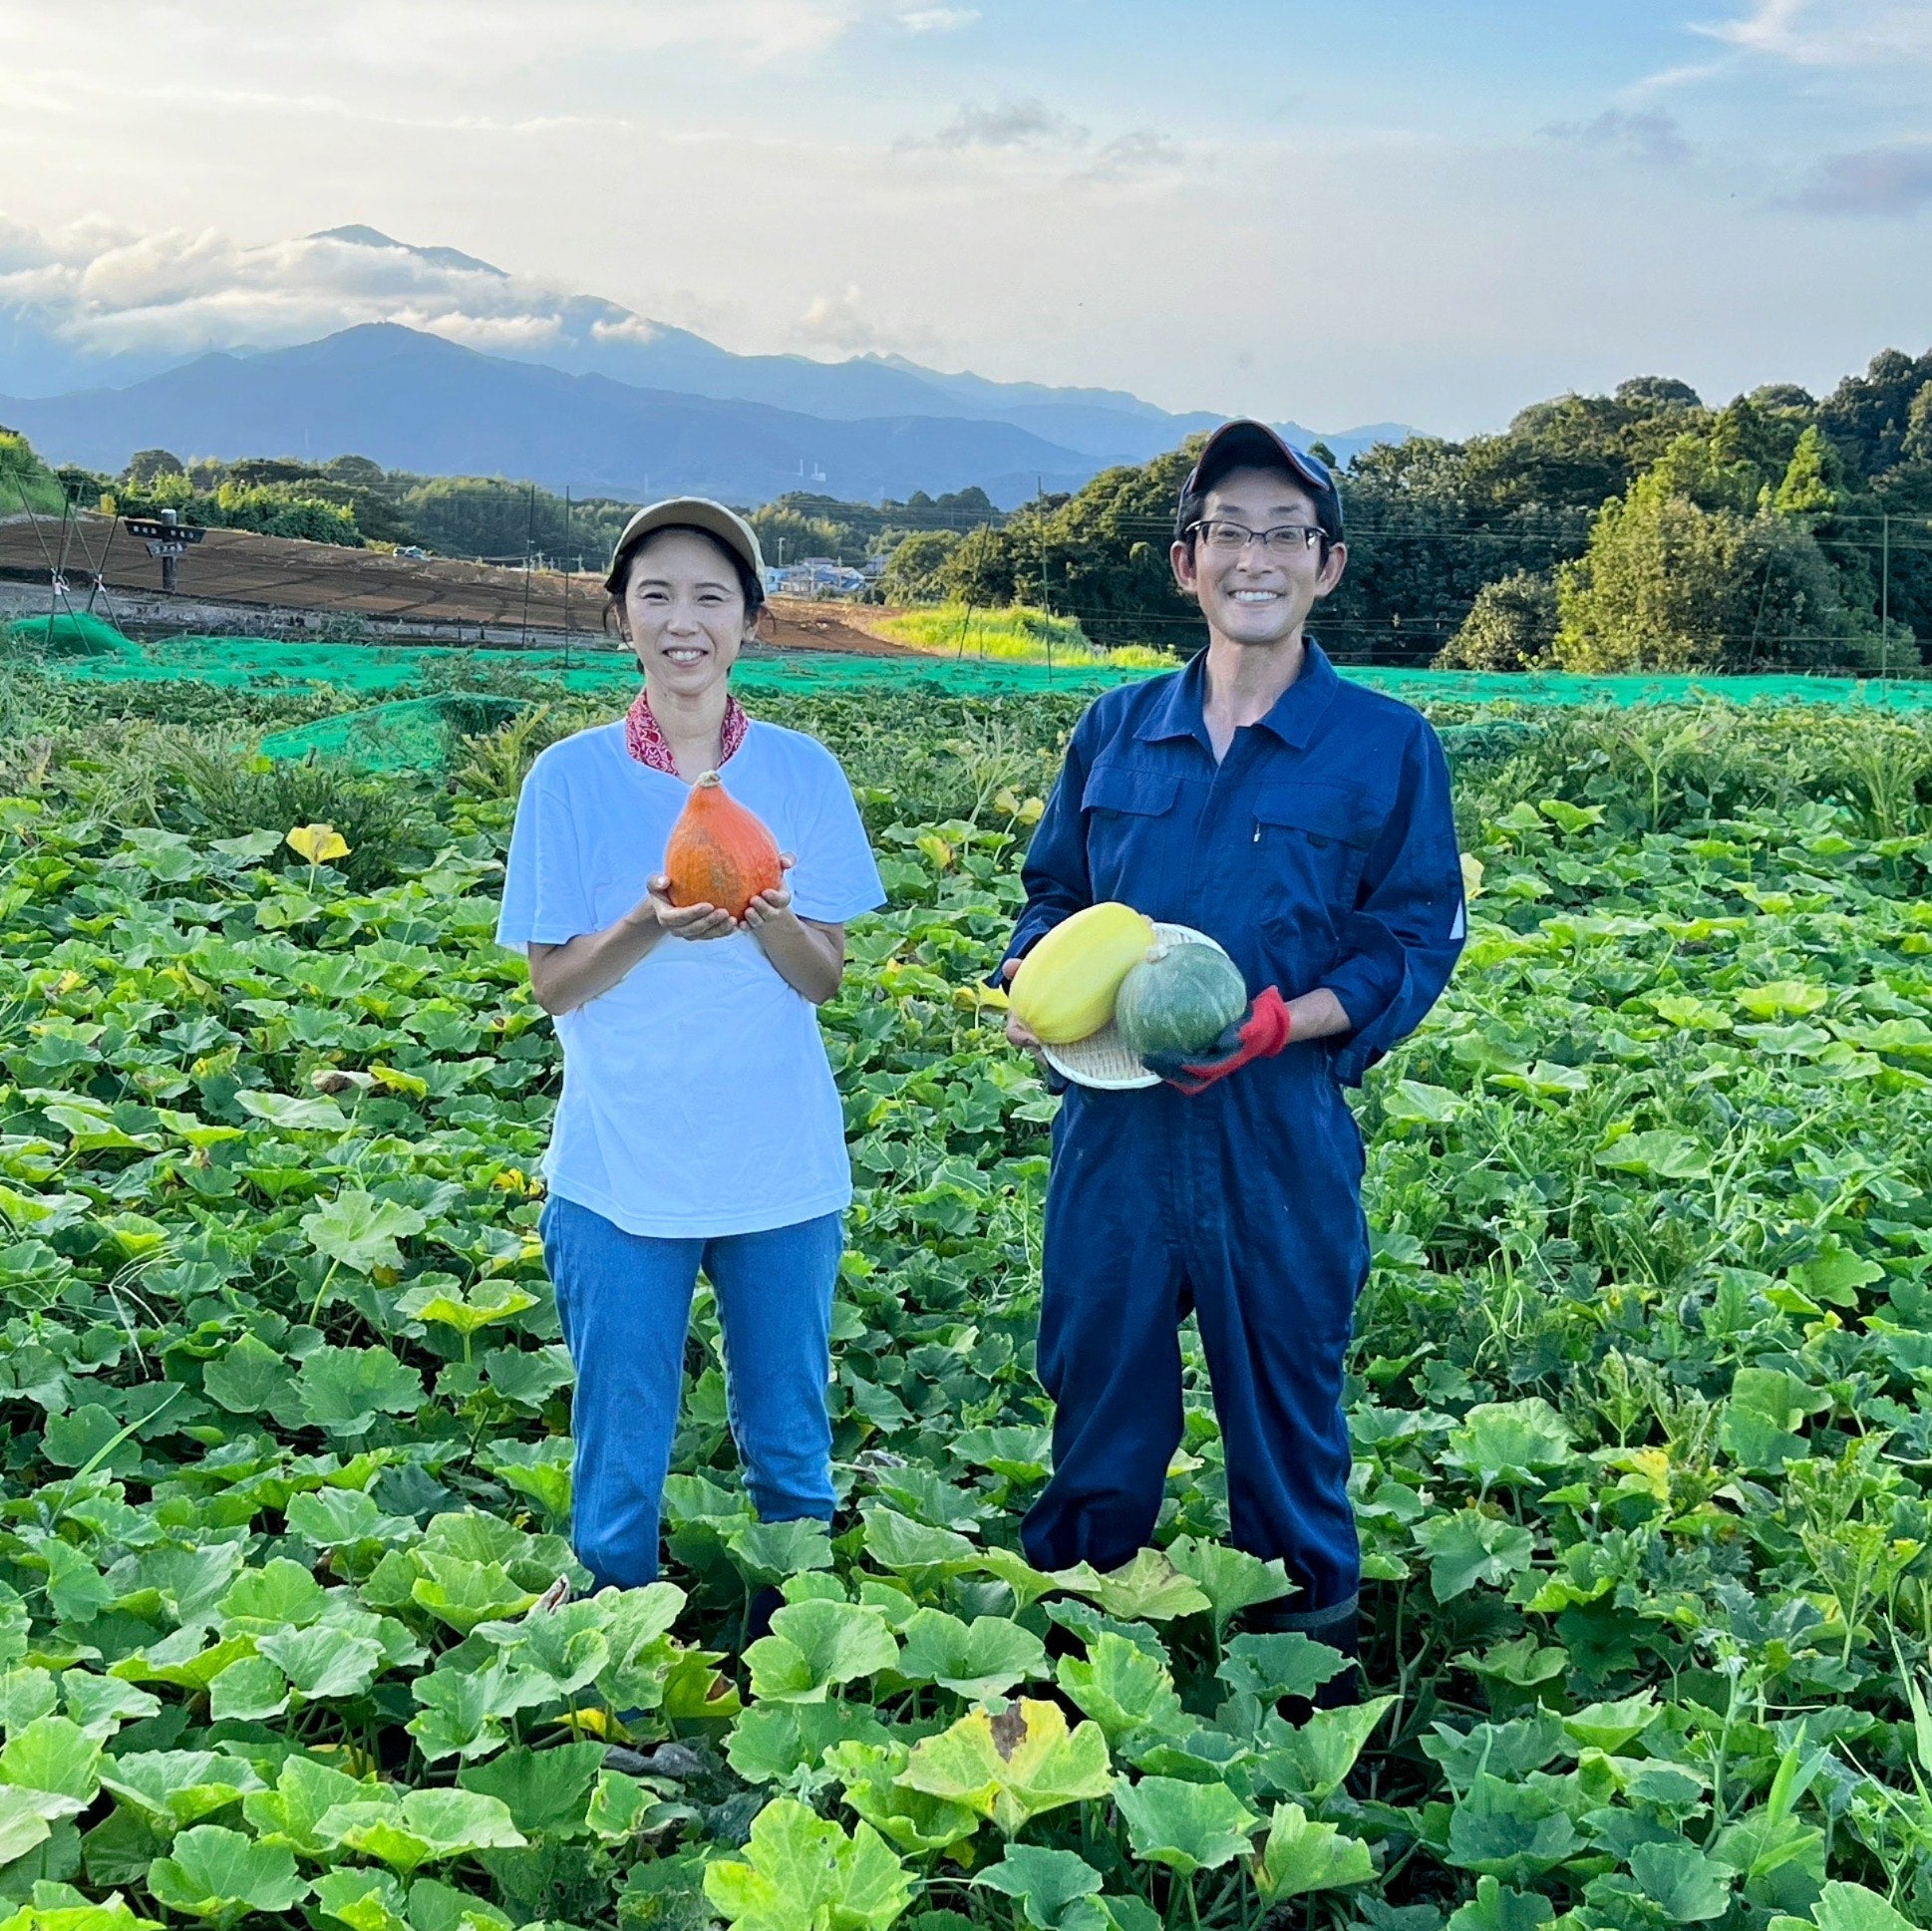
[
  {"left": 1001, "top": 957, "right": 1047, "bottom": 1061},
  {"left": 645, "top": 874, "right": 737, "bottom": 942}
]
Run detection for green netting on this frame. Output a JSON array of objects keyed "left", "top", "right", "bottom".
[
  {"left": 2, "top": 610, "right": 138, "bottom": 658},
  {"left": 22, "top": 624, "right": 1932, "bottom": 778},
  {"left": 256, "top": 696, "right": 529, "bottom": 772}
]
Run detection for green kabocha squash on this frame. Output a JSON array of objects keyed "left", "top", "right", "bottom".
[{"left": 1114, "top": 943, "right": 1249, "bottom": 1059}]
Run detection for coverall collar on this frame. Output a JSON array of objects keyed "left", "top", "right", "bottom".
[{"left": 1135, "top": 636, "right": 1343, "bottom": 755}]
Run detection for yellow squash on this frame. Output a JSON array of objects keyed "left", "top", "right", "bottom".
[{"left": 1009, "top": 901, "right": 1157, "bottom": 1044}]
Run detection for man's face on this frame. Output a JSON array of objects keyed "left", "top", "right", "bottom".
[{"left": 1170, "top": 465, "right": 1346, "bottom": 649}]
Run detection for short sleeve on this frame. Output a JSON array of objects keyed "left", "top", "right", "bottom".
[
  {"left": 496, "top": 758, "right": 595, "bottom": 950},
  {"left": 789, "top": 750, "right": 885, "bottom": 925}
]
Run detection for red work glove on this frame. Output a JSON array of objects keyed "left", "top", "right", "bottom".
[{"left": 1141, "top": 987, "right": 1293, "bottom": 1095}]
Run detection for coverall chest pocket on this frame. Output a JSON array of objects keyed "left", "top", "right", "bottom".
[
  {"left": 1081, "top": 763, "right": 1179, "bottom": 903},
  {"left": 1251, "top": 784, "right": 1377, "bottom": 928}
]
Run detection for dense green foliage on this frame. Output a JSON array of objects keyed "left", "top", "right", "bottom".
[
  {"left": 894, "top": 359, "right": 1932, "bottom": 676},
  {"left": 0, "top": 432, "right": 69, "bottom": 519},
  {"left": 6, "top": 673, "right": 1932, "bottom": 1931}
]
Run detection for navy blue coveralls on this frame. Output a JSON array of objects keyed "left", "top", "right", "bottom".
[{"left": 1002, "top": 642, "right": 1465, "bottom": 1635}]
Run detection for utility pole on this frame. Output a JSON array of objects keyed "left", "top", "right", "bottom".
[
  {"left": 561, "top": 486, "right": 572, "bottom": 672},
  {"left": 1036, "top": 476, "right": 1049, "bottom": 615},
  {"left": 519, "top": 482, "right": 536, "bottom": 649},
  {"left": 1881, "top": 512, "right": 1891, "bottom": 678}
]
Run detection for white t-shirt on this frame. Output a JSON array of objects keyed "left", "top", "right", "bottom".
[{"left": 496, "top": 718, "right": 885, "bottom": 1237}]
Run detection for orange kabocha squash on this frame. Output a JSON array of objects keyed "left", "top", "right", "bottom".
[{"left": 663, "top": 772, "right": 783, "bottom": 919}]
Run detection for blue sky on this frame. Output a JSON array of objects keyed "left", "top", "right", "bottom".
[{"left": 1, "top": 0, "right": 1927, "bottom": 434}]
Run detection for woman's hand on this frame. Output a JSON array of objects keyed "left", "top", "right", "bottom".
[
  {"left": 741, "top": 857, "right": 845, "bottom": 1004},
  {"left": 645, "top": 874, "right": 738, "bottom": 942},
  {"left": 740, "top": 855, "right": 798, "bottom": 935}
]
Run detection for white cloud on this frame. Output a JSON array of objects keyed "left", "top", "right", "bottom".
[
  {"left": 1544, "top": 109, "right": 1694, "bottom": 166},
  {"left": 0, "top": 217, "right": 590, "bottom": 359},
  {"left": 1695, "top": 0, "right": 1932, "bottom": 67},
  {"left": 922, "top": 99, "right": 1088, "bottom": 150},
  {"left": 1782, "top": 142, "right": 1932, "bottom": 213},
  {"left": 796, "top": 284, "right": 888, "bottom": 351},
  {"left": 1081, "top": 131, "right": 1186, "bottom": 180},
  {"left": 896, "top": 6, "right": 977, "bottom": 29}
]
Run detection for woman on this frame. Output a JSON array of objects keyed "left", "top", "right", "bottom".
[{"left": 496, "top": 497, "right": 883, "bottom": 1603}]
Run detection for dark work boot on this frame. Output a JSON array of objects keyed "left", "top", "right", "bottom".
[{"left": 742, "top": 1584, "right": 786, "bottom": 1648}]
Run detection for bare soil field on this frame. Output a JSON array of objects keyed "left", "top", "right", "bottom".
[{"left": 0, "top": 513, "right": 907, "bottom": 656}]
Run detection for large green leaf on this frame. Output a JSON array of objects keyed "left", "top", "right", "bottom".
[
  {"left": 409, "top": 1556, "right": 538, "bottom": 1636},
  {"left": 1113, "top": 1775, "right": 1260, "bottom": 1874},
  {"left": 0, "top": 1787, "right": 53, "bottom": 1866},
  {"left": 317, "top": 1787, "right": 526, "bottom": 1873},
  {"left": 1445, "top": 1876, "right": 1556, "bottom": 1931},
  {"left": 1216, "top": 1634, "right": 1355, "bottom": 1706},
  {"left": 0, "top": 1720, "right": 103, "bottom": 1821},
  {"left": 1261, "top": 1697, "right": 1394, "bottom": 1803},
  {"left": 1444, "top": 1773, "right": 1582, "bottom": 1884},
  {"left": 895, "top": 1611, "right": 1046, "bottom": 1701},
  {"left": 974, "top": 1846, "right": 1105, "bottom": 1930},
  {"left": 300, "top": 1192, "right": 428, "bottom": 1273},
  {"left": 146, "top": 1824, "right": 309, "bottom": 1927},
  {"left": 1414, "top": 1510, "right": 1537, "bottom": 1601},
  {"left": 256, "top": 1625, "right": 385, "bottom": 1701},
  {"left": 745, "top": 1601, "right": 900, "bottom": 1705},
  {"left": 200, "top": 1334, "right": 297, "bottom": 1416},
  {"left": 899, "top": 1699, "right": 1113, "bottom": 1837},
  {"left": 295, "top": 1345, "right": 425, "bottom": 1436},
  {"left": 1047, "top": 1551, "right": 1209, "bottom": 1623},
  {"left": 311, "top": 1867, "right": 412, "bottom": 1931},
  {"left": 0, "top": 1671, "right": 58, "bottom": 1736},
  {"left": 1253, "top": 1800, "right": 1376, "bottom": 1899},
  {"left": 703, "top": 1797, "right": 913, "bottom": 1931},
  {"left": 1807, "top": 1882, "right": 1921, "bottom": 1931},
  {"left": 241, "top": 1756, "right": 374, "bottom": 1857},
  {"left": 457, "top": 1742, "right": 605, "bottom": 1837},
  {"left": 1444, "top": 1399, "right": 1573, "bottom": 1488},
  {"left": 97, "top": 1751, "right": 264, "bottom": 1830},
  {"left": 1164, "top": 1539, "right": 1291, "bottom": 1627},
  {"left": 1056, "top": 1635, "right": 1184, "bottom": 1753},
  {"left": 825, "top": 1741, "right": 980, "bottom": 1857}
]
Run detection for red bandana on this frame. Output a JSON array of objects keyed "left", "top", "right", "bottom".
[{"left": 625, "top": 690, "right": 749, "bottom": 776}]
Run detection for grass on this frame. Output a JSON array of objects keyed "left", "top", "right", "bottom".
[{"left": 873, "top": 602, "right": 1173, "bottom": 670}]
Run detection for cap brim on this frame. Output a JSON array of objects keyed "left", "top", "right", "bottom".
[{"left": 604, "top": 497, "right": 765, "bottom": 593}]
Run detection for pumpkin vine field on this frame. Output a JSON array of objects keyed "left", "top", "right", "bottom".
[{"left": 6, "top": 674, "right": 1932, "bottom": 1931}]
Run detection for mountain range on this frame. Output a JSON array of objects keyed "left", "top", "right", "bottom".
[{"left": 0, "top": 225, "right": 1410, "bottom": 507}]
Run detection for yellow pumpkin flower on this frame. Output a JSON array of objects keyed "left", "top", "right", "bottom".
[{"left": 286, "top": 822, "right": 351, "bottom": 865}]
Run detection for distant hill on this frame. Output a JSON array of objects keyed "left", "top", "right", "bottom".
[
  {"left": 0, "top": 324, "right": 1111, "bottom": 509},
  {"left": 0, "top": 225, "right": 1412, "bottom": 486}
]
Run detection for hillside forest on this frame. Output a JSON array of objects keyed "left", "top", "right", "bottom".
[{"left": 5, "top": 345, "right": 1932, "bottom": 676}]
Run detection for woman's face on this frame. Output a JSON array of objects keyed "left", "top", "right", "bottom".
[{"left": 620, "top": 529, "right": 749, "bottom": 700}]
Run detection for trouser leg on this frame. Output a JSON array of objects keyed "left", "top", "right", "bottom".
[
  {"left": 540, "top": 1195, "right": 700, "bottom": 1589},
  {"left": 704, "top": 1211, "right": 842, "bottom": 1526},
  {"left": 1022, "top": 1113, "right": 1188, "bottom": 1573},
  {"left": 1184, "top": 1150, "right": 1365, "bottom": 1633}
]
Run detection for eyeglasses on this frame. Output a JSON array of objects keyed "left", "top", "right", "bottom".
[{"left": 1191, "top": 519, "right": 1327, "bottom": 555}]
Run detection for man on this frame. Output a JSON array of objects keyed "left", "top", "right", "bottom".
[{"left": 1001, "top": 422, "right": 1465, "bottom": 1671}]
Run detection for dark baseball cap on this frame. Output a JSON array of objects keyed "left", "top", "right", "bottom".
[{"left": 1176, "top": 420, "right": 1343, "bottom": 542}]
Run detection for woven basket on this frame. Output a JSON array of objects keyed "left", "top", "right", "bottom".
[{"left": 1042, "top": 923, "right": 1234, "bottom": 1091}]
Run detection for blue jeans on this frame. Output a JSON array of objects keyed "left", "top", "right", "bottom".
[{"left": 538, "top": 1194, "right": 842, "bottom": 1589}]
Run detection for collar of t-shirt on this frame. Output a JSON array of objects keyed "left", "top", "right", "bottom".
[{"left": 624, "top": 689, "right": 750, "bottom": 776}]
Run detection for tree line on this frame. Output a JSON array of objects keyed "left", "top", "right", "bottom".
[
  {"left": 11, "top": 341, "right": 1932, "bottom": 672},
  {"left": 884, "top": 354, "right": 1932, "bottom": 675}
]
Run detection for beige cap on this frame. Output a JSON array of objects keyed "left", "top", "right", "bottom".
[{"left": 603, "top": 496, "right": 765, "bottom": 594}]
